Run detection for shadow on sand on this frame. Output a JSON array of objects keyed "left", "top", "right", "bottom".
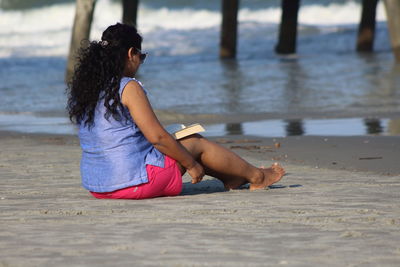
[{"left": 181, "top": 179, "right": 302, "bottom": 196}]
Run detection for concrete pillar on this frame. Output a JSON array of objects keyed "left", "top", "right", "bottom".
[
  {"left": 357, "top": 0, "right": 379, "bottom": 52},
  {"left": 276, "top": 0, "right": 300, "bottom": 54},
  {"left": 364, "top": 119, "right": 383, "bottom": 134},
  {"left": 220, "top": 0, "right": 240, "bottom": 58},
  {"left": 66, "top": 0, "right": 97, "bottom": 82},
  {"left": 285, "top": 120, "right": 304, "bottom": 136},
  {"left": 384, "top": 0, "right": 400, "bottom": 61},
  {"left": 122, "top": 0, "right": 139, "bottom": 26}
]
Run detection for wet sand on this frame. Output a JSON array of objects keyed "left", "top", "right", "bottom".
[
  {"left": 0, "top": 132, "right": 399, "bottom": 266},
  {"left": 212, "top": 135, "right": 400, "bottom": 176}
]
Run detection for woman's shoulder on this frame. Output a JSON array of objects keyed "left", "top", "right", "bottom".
[
  {"left": 120, "top": 77, "right": 144, "bottom": 88},
  {"left": 119, "top": 77, "right": 147, "bottom": 97}
]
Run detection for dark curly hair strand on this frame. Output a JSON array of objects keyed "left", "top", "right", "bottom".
[{"left": 66, "top": 23, "right": 143, "bottom": 128}]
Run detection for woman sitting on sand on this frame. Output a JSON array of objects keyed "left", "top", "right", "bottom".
[{"left": 66, "top": 23, "right": 285, "bottom": 199}]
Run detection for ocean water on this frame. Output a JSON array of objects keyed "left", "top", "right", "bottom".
[{"left": 0, "top": 0, "right": 399, "bottom": 135}]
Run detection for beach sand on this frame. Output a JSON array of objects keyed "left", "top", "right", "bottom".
[{"left": 0, "top": 132, "right": 399, "bottom": 266}]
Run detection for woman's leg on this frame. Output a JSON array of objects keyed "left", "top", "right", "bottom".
[{"left": 178, "top": 134, "right": 285, "bottom": 190}]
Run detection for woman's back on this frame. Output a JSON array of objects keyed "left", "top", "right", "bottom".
[{"left": 78, "top": 77, "right": 164, "bottom": 193}]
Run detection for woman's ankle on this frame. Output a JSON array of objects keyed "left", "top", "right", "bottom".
[{"left": 248, "top": 169, "right": 264, "bottom": 185}]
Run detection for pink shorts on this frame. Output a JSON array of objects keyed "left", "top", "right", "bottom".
[{"left": 90, "top": 156, "right": 183, "bottom": 200}]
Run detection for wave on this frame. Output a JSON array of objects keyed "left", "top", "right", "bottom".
[{"left": 0, "top": 0, "right": 388, "bottom": 58}]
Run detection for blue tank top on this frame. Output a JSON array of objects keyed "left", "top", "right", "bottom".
[{"left": 78, "top": 77, "right": 165, "bottom": 192}]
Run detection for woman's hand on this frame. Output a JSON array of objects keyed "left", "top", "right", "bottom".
[{"left": 187, "top": 161, "right": 205, "bottom": 184}]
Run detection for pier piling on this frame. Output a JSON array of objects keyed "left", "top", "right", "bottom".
[
  {"left": 65, "top": 0, "right": 96, "bottom": 82},
  {"left": 220, "top": 0, "right": 240, "bottom": 58},
  {"left": 122, "top": 0, "right": 139, "bottom": 26},
  {"left": 356, "top": 0, "right": 379, "bottom": 52},
  {"left": 384, "top": 0, "right": 400, "bottom": 61},
  {"left": 276, "top": 0, "right": 300, "bottom": 54},
  {"left": 64, "top": 0, "right": 399, "bottom": 77}
]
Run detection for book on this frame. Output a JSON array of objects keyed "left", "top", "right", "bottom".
[{"left": 165, "top": 123, "right": 205, "bottom": 139}]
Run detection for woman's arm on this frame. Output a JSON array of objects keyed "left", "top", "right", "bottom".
[{"left": 121, "top": 80, "right": 204, "bottom": 183}]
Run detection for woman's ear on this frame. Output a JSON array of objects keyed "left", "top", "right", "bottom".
[{"left": 127, "top": 47, "right": 135, "bottom": 61}]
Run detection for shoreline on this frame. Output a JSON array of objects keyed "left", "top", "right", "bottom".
[
  {"left": 1, "top": 110, "right": 400, "bottom": 139},
  {"left": 155, "top": 110, "right": 400, "bottom": 125}
]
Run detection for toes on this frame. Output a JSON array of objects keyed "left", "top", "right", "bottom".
[
  {"left": 271, "top": 163, "right": 285, "bottom": 175},
  {"left": 271, "top": 164, "right": 282, "bottom": 170},
  {"left": 261, "top": 163, "right": 285, "bottom": 176},
  {"left": 271, "top": 162, "right": 282, "bottom": 169}
]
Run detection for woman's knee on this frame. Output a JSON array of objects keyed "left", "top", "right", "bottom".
[
  {"left": 183, "top": 133, "right": 204, "bottom": 140},
  {"left": 179, "top": 133, "right": 204, "bottom": 145},
  {"left": 178, "top": 134, "right": 205, "bottom": 157}
]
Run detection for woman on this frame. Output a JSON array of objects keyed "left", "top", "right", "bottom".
[{"left": 67, "top": 23, "right": 285, "bottom": 199}]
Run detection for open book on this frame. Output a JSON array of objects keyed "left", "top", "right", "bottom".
[{"left": 165, "top": 123, "right": 205, "bottom": 140}]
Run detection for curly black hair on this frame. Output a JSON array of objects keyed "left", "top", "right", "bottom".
[{"left": 66, "top": 23, "right": 142, "bottom": 128}]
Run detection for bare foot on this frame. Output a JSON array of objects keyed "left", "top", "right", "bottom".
[{"left": 249, "top": 163, "right": 285, "bottom": 190}]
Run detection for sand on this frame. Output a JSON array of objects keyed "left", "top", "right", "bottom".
[{"left": 0, "top": 132, "right": 399, "bottom": 266}]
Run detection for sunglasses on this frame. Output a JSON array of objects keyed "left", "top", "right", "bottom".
[{"left": 135, "top": 48, "right": 147, "bottom": 64}]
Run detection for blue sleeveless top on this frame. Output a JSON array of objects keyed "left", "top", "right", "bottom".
[{"left": 78, "top": 77, "right": 165, "bottom": 192}]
